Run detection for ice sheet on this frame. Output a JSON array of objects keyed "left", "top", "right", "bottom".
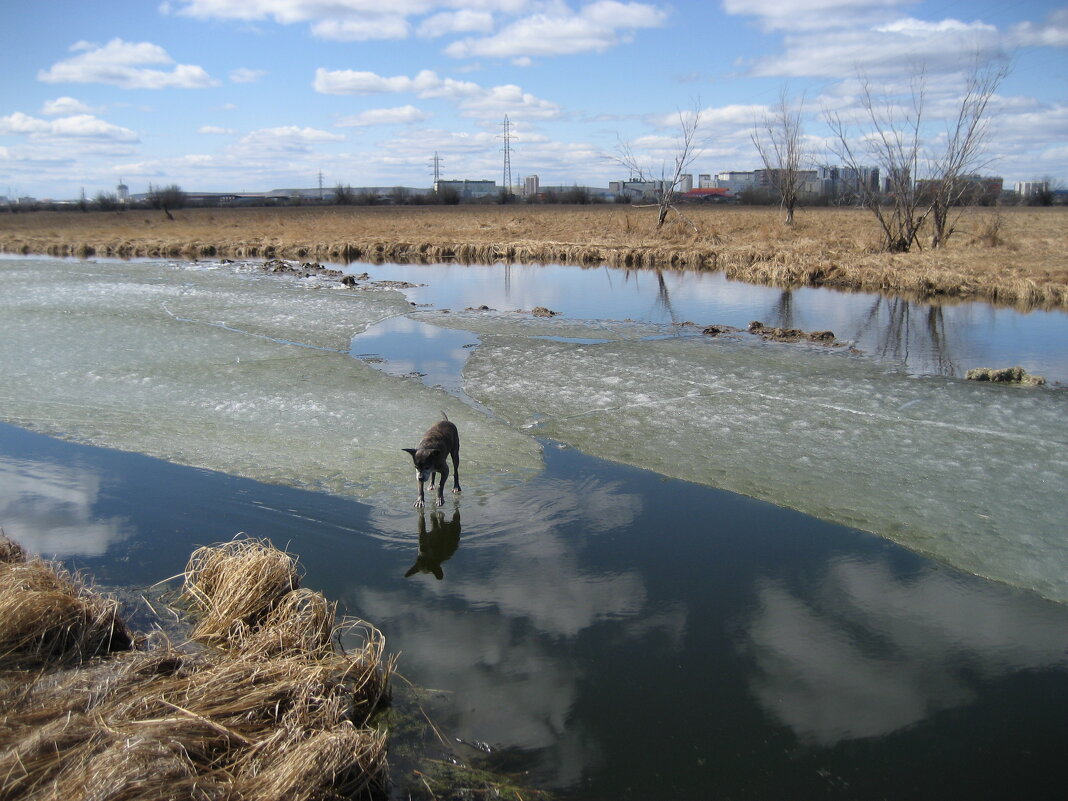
[
  {"left": 0, "top": 258, "right": 542, "bottom": 505},
  {"left": 462, "top": 331, "right": 1068, "bottom": 601}
]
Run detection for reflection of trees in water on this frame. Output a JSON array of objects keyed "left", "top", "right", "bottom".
[
  {"left": 768, "top": 289, "right": 796, "bottom": 330},
  {"left": 850, "top": 298, "right": 957, "bottom": 376},
  {"left": 621, "top": 269, "right": 681, "bottom": 324},
  {"left": 654, "top": 270, "right": 677, "bottom": 323}
]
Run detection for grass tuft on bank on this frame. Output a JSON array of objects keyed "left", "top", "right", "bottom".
[{"left": 0, "top": 532, "right": 393, "bottom": 801}]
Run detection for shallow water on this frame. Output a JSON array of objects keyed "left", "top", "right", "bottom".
[
  {"left": 355, "top": 261, "right": 1068, "bottom": 384},
  {"left": 2, "top": 255, "right": 1068, "bottom": 798}
]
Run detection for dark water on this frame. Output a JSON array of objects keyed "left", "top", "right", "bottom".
[{"left": 5, "top": 420, "right": 1068, "bottom": 800}]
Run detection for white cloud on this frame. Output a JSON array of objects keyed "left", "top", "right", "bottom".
[
  {"left": 725, "top": 1, "right": 1067, "bottom": 81},
  {"left": 446, "top": 0, "right": 666, "bottom": 59},
  {"left": 454, "top": 83, "right": 562, "bottom": 119},
  {"left": 418, "top": 9, "right": 495, "bottom": 38},
  {"left": 311, "top": 15, "right": 410, "bottom": 41},
  {"left": 38, "top": 39, "right": 218, "bottom": 89},
  {"left": 313, "top": 67, "right": 440, "bottom": 95},
  {"left": 199, "top": 125, "right": 237, "bottom": 134},
  {"left": 173, "top": 0, "right": 441, "bottom": 23},
  {"left": 722, "top": 0, "right": 917, "bottom": 33},
  {"left": 313, "top": 67, "right": 561, "bottom": 119},
  {"left": 336, "top": 105, "right": 431, "bottom": 126},
  {"left": 40, "top": 96, "right": 97, "bottom": 116},
  {"left": 50, "top": 115, "right": 141, "bottom": 141},
  {"left": 0, "top": 112, "right": 52, "bottom": 135},
  {"left": 0, "top": 111, "right": 139, "bottom": 142},
  {"left": 229, "top": 67, "right": 266, "bottom": 83},
  {"left": 746, "top": 16, "right": 1009, "bottom": 78},
  {"left": 170, "top": 0, "right": 664, "bottom": 58},
  {"left": 1011, "top": 8, "right": 1068, "bottom": 48},
  {"left": 236, "top": 125, "right": 345, "bottom": 151}
]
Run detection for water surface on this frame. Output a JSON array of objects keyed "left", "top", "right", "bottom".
[{"left": 3, "top": 422, "right": 1067, "bottom": 799}]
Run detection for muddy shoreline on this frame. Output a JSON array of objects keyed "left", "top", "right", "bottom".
[{"left": 2, "top": 205, "right": 1066, "bottom": 310}]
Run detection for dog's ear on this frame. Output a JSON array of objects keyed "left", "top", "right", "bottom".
[
  {"left": 404, "top": 562, "right": 420, "bottom": 578},
  {"left": 402, "top": 448, "right": 417, "bottom": 460}
]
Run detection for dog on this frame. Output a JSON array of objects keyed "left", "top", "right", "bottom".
[{"left": 403, "top": 413, "right": 461, "bottom": 508}]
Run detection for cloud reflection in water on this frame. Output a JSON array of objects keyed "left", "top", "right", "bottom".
[
  {"left": 356, "top": 469, "right": 685, "bottom": 788},
  {"left": 0, "top": 456, "right": 131, "bottom": 558},
  {"left": 745, "top": 557, "right": 1068, "bottom": 746}
]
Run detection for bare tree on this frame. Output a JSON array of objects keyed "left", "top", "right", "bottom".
[
  {"left": 927, "top": 61, "right": 1008, "bottom": 247},
  {"left": 826, "top": 59, "right": 1009, "bottom": 253},
  {"left": 826, "top": 70, "right": 929, "bottom": 253},
  {"left": 752, "top": 89, "right": 807, "bottom": 225},
  {"left": 616, "top": 102, "right": 704, "bottom": 230}
]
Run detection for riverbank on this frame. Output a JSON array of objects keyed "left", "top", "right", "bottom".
[{"left": 1, "top": 205, "right": 1066, "bottom": 310}]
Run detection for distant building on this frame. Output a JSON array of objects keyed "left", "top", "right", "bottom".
[
  {"left": 683, "top": 188, "right": 733, "bottom": 202},
  {"left": 116, "top": 180, "right": 129, "bottom": 203},
  {"left": 678, "top": 174, "right": 693, "bottom": 193},
  {"left": 818, "top": 165, "right": 880, "bottom": 199},
  {"left": 715, "top": 171, "right": 757, "bottom": 194},
  {"left": 609, "top": 179, "right": 672, "bottom": 200},
  {"left": 1015, "top": 180, "right": 1048, "bottom": 199},
  {"left": 524, "top": 175, "right": 540, "bottom": 198},
  {"left": 698, "top": 173, "right": 713, "bottom": 189},
  {"left": 434, "top": 179, "right": 497, "bottom": 199}
]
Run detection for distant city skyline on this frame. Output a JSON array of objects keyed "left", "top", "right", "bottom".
[{"left": 2, "top": 1, "right": 1066, "bottom": 200}]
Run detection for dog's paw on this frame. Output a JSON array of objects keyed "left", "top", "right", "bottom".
[
  {"left": 413, "top": 499, "right": 426, "bottom": 509},
  {"left": 452, "top": 487, "right": 462, "bottom": 494},
  {"left": 435, "top": 496, "right": 445, "bottom": 507}
]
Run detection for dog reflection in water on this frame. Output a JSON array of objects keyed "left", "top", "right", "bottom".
[{"left": 405, "top": 510, "right": 461, "bottom": 580}]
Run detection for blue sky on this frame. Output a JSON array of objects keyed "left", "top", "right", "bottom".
[{"left": 1, "top": 0, "right": 1066, "bottom": 199}]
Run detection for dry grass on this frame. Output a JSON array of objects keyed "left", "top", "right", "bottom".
[
  {"left": 1, "top": 204, "right": 1066, "bottom": 309},
  {"left": 0, "top": 534, "right": 393, "bottom": 801},
  {"left": 0, "top": 534, "right": 131, "bottom": 670}
]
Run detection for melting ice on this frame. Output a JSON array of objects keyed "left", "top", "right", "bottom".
[
  {"left": 3, "top": 257, "right": 1067, "bottom": 602},
  {"left": 0, "top": 258, "right": 542, "bottom": 506},
  {"left": 455, "top": 314, "right": 1068, "bottom": 602}
]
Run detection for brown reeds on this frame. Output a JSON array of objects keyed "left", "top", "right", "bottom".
[
  {"left": 0, "top": 534, "right": 393, "bottom": 801},
  {"left": 0, "top": 536, "right": 131, "bottom": 669},
  {"left": 1, "top": 205, "right": 1065, "bottom": 310}
]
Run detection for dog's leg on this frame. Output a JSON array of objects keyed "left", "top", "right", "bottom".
[
  {"left": 414, "top": 477, "right": 426, "bottom": 509},
  {"left": 435, "top": 464, "right": 448, "bottom": 507},
  {"left": 451, "top": 448, "right": 462, "bottom": 494}
]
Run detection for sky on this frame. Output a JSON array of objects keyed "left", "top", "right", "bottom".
[{"left": 1, "top": 0, "right": 1066, "bottom": 200}]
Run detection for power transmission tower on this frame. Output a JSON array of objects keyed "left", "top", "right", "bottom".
[
  {"left": 500, "top": 115, "right": 514, "bottom": 199},
  {"left": 429, "top": 152, "right": 442, "bottom": 187}
]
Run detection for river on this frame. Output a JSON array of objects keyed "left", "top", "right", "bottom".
[{"left": 1, "top": 255, "right": 1066, "bottom": 799}]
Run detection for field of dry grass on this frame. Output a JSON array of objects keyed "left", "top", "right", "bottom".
[{"left": 1, "top": 204, "right": 1065, "bottom": 309}]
